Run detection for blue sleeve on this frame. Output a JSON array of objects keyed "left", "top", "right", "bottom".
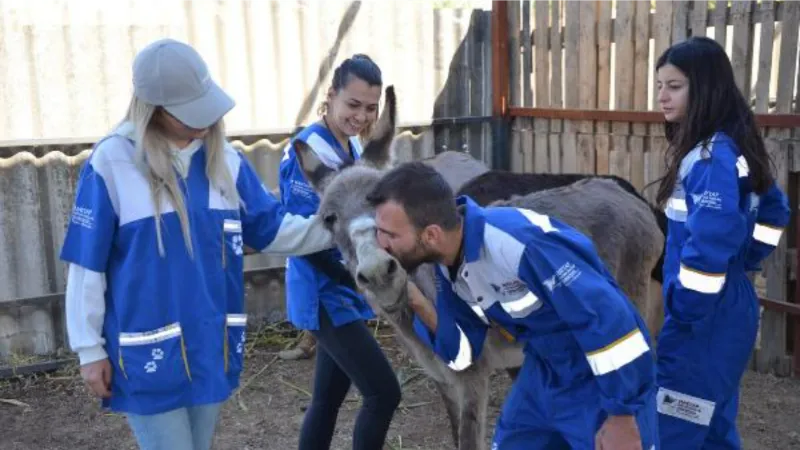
[
  {"left": 519, "top": 229, "right": 655, "bottom": 416},
  {"left": 676, "top": 147, "right": 748, "bottom": 321},
  {"left": 279, "top": 145, "right": 321, "bottom": 218},
  {"left": 59, "top": 153, "right": 118, "bottom": 272},
  {"left": 744, "top": 180, "right": 790, "bottom": 271},
  {"left": 236, "top": 153, "right": 333, "bottom": 255},
  {"left": 413, "top": 266, "right": 488, "bottom": 371}
]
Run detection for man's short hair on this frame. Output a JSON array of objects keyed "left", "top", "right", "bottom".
[{"left": 366, "top": 161, "right": 460, "bottom": 231}]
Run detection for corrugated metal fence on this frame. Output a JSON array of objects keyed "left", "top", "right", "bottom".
[
  {"left": 0, "top": 0, "right": 495, "bottom": 363},
  {"left": 0, "top": 0, "right": 492, "bottom": 140},
  {"left": 0, "top": 125, "right": 453, "bottom": 362}
]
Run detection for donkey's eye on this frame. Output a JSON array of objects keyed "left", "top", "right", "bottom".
[{"left": 323, "top": 213, "right": 338, "bottom": 227}]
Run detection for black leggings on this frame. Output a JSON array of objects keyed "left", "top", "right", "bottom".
[{"left": 298, "top": 307, "right": 402, "bottom": 450}]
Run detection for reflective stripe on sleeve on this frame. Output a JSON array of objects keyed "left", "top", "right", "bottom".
[
  {"left": 500, "top": 291, "right": 540, "bottom": 317},
  {"left": 752, "top": 223, "right": 783, "bottom": 246},
  {"left": 678, "top": 265, "right": 725, "bottom": 294},
  {"left": 586, "top": 329, "right": 650, "bottom": 376}
]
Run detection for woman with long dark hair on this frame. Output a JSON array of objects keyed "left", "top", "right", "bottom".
[{"left": 652, "top": 36, "right": 790, "bottom": 449}]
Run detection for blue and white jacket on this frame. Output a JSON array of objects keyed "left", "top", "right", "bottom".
[
  {"left": 662, "top": 132, "right": 790, "bottom": 322},
  {"left": 279, "top": 123, "right": 375, "bottom": 330},
  {"left": 61, "top": 122, "right": 334, "bottom": 415},
  {"left": 414, "top": 195, "right": 656, "bottom": 416}
]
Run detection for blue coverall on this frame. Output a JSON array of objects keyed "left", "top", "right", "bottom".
[
  {"left": 414, "top": 195, "right": 659, "bottom": 449},
  {"left": 657, "top": 132, "right": 790, "bottom": 449}
]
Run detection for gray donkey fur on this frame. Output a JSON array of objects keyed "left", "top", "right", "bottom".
[{"left": 292, "top": 86, "right": 664, "bottom": 450}]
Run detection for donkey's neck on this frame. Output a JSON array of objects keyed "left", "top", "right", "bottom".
[{"left": 376, "top": 297, "right": 454, "bottom": 381}]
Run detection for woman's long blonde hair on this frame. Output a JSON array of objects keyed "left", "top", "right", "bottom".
[{"left": 121, "top": 96, "right": 240, "bottom": 258}]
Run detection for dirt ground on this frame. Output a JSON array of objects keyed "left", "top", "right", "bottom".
[{"left": 2, "top": 323, "right": 800, "bottom": 450}]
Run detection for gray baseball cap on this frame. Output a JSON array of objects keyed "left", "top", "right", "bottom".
[{"left": 132, "top": 38, "right": 235, "bottom": 129}]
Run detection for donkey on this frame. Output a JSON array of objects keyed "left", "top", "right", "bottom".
[
  {"left": 456, "top": 170, "right": 668, "bottom": 285},
  {"left": 292, "top": 86, "right": 663, "bottom": 450}
]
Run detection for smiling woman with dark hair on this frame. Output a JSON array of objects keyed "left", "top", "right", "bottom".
[{"left": 279, "top": 54, "right": 401, "bottom": 450}]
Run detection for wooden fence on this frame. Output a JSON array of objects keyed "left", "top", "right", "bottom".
[{"left": 492, "top": 0, "right": 800, "bottom": 377}]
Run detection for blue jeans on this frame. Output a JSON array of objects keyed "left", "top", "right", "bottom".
[{"left": 126, "top": 402, "right": 223, "bottom": 450}]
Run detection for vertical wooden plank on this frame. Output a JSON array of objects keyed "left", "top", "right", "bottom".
[
  {"left": 755, "top": 0, "right": 800, "bottom": 376},
  {"left": 549, "top": 0, "right": 563, "bottom": 173},
  {"left": 612, "top": 0, "right": 635, "bottom": 180},
  {"left": 671, "top": 0, "right": 690, "bottom": 44},
  {"left": 690, "top": 0, "right": 709, "bottom": 37},
  {"left": 452, "top": 7, "right": 470, "bottom": 154},
  {"left": 508, "top": 1, "right": 521, "bottom": 108},
  {"left": 633, "top": 0, "right": 650, "bottom": 126},
  {"left": 523, "top": 1, "right": 533, "bottom": 107},
  {"left": 595, "top": 0, "right": 612, "bottom": 176},
  {"left": 712, "top": 1, "right": 728, "bottom": 50},
  {"left": 507, "top": 1, "right": 523, "bottom": 170},
  {"left": 533, "top": 0, "right": 548, "bottom": 107},
  {"left": 650, "top": 0, "right": 673, "bottom": 187},
  {"left": 480, "top": 10, "right": 493, "bottom": 164},
  {"left": 631, "top": 0, "right": 650, "bottom": 192},
  {"left": 730, "top": 0, "right": 754, "bottom": 100},
  {"left": 522, "top": 1, "right": 534, "bottom": 172},
  {"left": 433, "top": 8, "right": 449, "bottom": 152},
  {"left": 533, "top": 0, "right": 549, "bottom": 172},
  {"left": 562, "top": 0, "right": 580, "bottom": 173},
  {"left": 758, "top": 132, "right": 790, "bottom": 376},
  {"left": 652, "top": 0, "right": 674, "bottom": 108},
  {"left": 775, "top": 1, "right": 799, "bottom": 114},
  {"left": 577, "top": 0, "right": 596, "bottom": 175},
  {"left": 469, "top": 10, "right": 489, "bottom": 161},
  {"left": 648, "top": 122, "right": 668, "bottom": 199},
  {"left": 550, "top": 0, "right": 562, "bottom": 110},
  {"left": 754, "top": 1, "right": 776, "bottom": 114}
]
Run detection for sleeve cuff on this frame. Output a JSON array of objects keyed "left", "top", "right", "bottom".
[
  {"left": 601, "top": 388, "right": 653, "bottom": 416},
  {"left": 78, "top": 345, "right": 108, "bottom": 366}
]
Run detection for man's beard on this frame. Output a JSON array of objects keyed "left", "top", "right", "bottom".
[{"left": 395, "top": 237, "right": 440, "bottom": 272}]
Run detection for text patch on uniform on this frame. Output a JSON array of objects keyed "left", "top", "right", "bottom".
[{"left": 657, "top": 387, "right": 716, "bottom": 426}]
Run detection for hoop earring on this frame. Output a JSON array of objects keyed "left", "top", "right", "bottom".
[{"left": 317, "top": 101, "right": 328, "bottom": 117}]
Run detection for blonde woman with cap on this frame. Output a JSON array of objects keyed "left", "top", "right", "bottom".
[{"left": 60, "top": 38, "right": 344, "bottom": 449}]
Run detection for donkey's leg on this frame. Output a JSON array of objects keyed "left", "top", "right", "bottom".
[
  {"left": 433, "top": 380, "right": 461, "bottom": 448},
  {"left": 456, "top": 371, "right": 491, "bottom": 450}
]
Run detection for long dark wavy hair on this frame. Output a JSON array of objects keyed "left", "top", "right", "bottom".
[{"left": 650, "top": 36, "right": 774, "bottom": 209}]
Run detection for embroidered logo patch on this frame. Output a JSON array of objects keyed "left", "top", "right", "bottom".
[
  {"left": 489, "top": 279, "right": 527, "bottom": 296},
  {"left": 691, "top": 191, "right": 723, "bottom": 210},
  {"left": 657, "top": 387, "right": 716, "bottom": 426},
  {"left": 71, "top": 206, "right": 95, "bottom": 230},
  {"left": 543, "top": 262, "right": 582, "bottom": 292}
]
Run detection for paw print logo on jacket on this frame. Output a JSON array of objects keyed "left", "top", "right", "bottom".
[
  {"left": 151, "top": 348, "right": 164, "bottom": 360},
  {"left": 231, "top": 235, "right": 243, "bottom": 256},
  {"left": 236, "top": 331, "right": 246, "bottom": 353},
  {"left": 144, "top": 361, "right": 158, "bottom": 373}
]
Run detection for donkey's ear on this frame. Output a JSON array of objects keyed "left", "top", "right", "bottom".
[
  {"left": 360, "top": 85, "right": 397, "bottom": 169},
  {"left": 294, "top": 140, "right": 335, "bottom": 193}
]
